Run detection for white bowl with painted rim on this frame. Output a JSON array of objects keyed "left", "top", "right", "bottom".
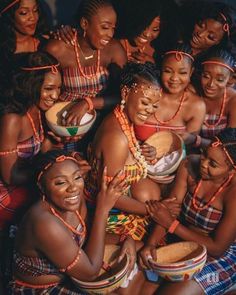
[{"left": 45, "top": 101, "right": 96, "bottom": 137}]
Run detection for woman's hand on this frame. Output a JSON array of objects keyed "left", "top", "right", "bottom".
[
  {"left": 96, "top": 168, "right": 127, "bottom": 212},
  {"left": 146, "top": 200, "right": 174, "bottom": 229},
  {"left": 161, "top": 198, "right": 181, "bottom": 218},
  {"left": 72, "top": 152, "right": 91, "bottom": 178},
  {"left": 118, "top": 236, "right": 136, "bottom": 274},
  {"left": 140, "top": 143, "right": 157, "bottom": 164},
  {"left": 61, "top": 101, "right": 89, "bottom": 126},
  {"left": 139, "top": 244, "right": 157, "bottom": 270},
  {"left": 51, "top": 25, "right": 76, "bottom": 46}
]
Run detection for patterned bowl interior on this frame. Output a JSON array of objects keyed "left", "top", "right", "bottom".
[
  {"left": 145, "top": 131, "right": 185, "bottom": 176},
  {"left": 45, "top": 101, "right": 96, "bottom": 137},
  {"left": 151, "top": 242, "right": 207, "bottom": 281},
  {"left": 72, "top": 245, "right": 129, "bottom": 294}
]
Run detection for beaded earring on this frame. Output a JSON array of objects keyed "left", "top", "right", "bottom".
[
  {"left": 120, "top": 99, "right": 126, "bottom": 111},
  {"left": 83, "top": 30, "right": 86, "bottom": 38}
]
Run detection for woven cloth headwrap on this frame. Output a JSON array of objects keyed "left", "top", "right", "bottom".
[
  {"left": 211, "top": 137, "right": 236, "bottom": 170},
  {"left": 0, "top": 0, "right": 20, "bottom": 15}
]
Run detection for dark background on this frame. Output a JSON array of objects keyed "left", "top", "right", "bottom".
[{"left": 42, "top": 0, "right": 236, "bottom": 28}]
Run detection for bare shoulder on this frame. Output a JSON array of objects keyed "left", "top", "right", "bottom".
[
  {"left": 185, "top": 89, "right": 206, "bottom": 110},
  {"left": 0, "top": 113, "right": 22, "bottom": 132},
  {"left": 103, "top": 39, "right": 127, "bottom": 66},
  {"left": 44, "top": 39, "right": 71, "bottom": 59}
]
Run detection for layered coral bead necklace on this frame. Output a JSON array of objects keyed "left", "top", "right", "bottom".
[
  {"left": 204, "top": 88, "right": 227, "bottom": 128},
  {"left": 74, "top": 31, "right": 100, "bottom": 80},
  {"left": 154, "top": 91, "right": 186, "bottom": 124},
  {"left": 114, "top": 105, "right": 147, "bottom": 178},
  {"left": 192, "top": 173, "right": 233, "bottom": 211}
]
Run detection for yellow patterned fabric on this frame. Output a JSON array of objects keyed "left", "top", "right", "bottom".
[{"left": 84, "top": 145, "right": 150, "bottom": 241}]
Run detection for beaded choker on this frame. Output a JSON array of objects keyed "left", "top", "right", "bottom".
[{"left": 114, "top": 105, "right": 147, "bottom": 178}]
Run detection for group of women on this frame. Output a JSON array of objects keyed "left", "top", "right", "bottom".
[{"left": 0, "top": 0, "right": 236, "bottom": 294}]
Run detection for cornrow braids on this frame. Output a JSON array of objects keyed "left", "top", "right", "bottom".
[
  {"left": 214, "top": 128, "right": 236, "bottom": 166},
  {"left": 120, "top": 61, "right": 160, "bottom": 88},
  {"left": 75, "top": 0, "right": 113, "bottom": 27}
]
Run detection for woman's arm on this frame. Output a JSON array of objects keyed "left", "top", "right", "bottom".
[
  {"left": 33, "top": 169, "right": 126, "bottom": 281},
  {"left": 0, "top": 114, "right": 31, "bottom": 185}
]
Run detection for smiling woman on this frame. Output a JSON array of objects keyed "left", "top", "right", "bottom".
[
  {"left": 45, "top": 0, "right": 127, "bottom": 140},
  {"left": 0, "top": 51, "right": 62, "bottom": 232},
  {"left": 0, "top": 0, "right": 49, "bottom": 78},
  {"left": 85, "top": 62, "right": 162, "bottom": 242}
]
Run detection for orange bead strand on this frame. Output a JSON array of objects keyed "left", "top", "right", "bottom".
[
  {"left": 192, "top": 173, "right": 233, "bottom": 211},
  {"left": 114, "top": 106, "right": 147, "bottom": 178}
]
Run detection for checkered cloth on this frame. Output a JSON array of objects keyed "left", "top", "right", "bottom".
[
  {"left": 201, "top": 114, "right": 227, "bottom": 140},
  {"left": 181, "top": 192, "right": 236, "bottom": 294},
  {"left": 181, "top": 192, "right": 222, "bottom": 234},
  {"left": 8, "top": 279, "right": 87, "bottom": 294},
  {"left": 0, "top": 133, "right": 42, "bottom": 229},
  {"left": 194, "top": 243, "right": 236, "bottom": 295},
  {"left": 60, "top": 66, "right": 109, "bottom": 102}
]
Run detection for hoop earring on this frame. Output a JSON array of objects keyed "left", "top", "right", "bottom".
[{"left": 120, "top": 99, "right": 125, "bottom": 111}]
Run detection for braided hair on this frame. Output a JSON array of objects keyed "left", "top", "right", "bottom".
[
  {"left": 75, "top": 0, "right": 114, "bottom": 29},
  {"left": 214, "top": 128, "right": 236, "bottom": 168},
  {"left": 120, "top": 61, "right": 160, "bottom": 89},
  {"left": 0, "top": 51, "right": 61, "bottom": 115}
]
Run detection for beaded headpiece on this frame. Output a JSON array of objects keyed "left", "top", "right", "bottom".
[
  {"left": 201, "top": 61, "right": 234, "bottom": 73},
  {"left": 211, "top": 137, "right": 236, "bottom": 170},
  {"left": 129, "top": 82, "right": 161, "bottom": 98},
  {"left": 164, "top": 51, "right": 194, "bottom": 62},
  {"left": 37, "top": 155, "right": 80, "bottom": 185},
  {"left": 0, "top": 0, "right": 20, "bottom": 15},
  {"left": 219, "top": 13, "right": 230, "bottom": 37},
  {"left": 21, "top": 63, "right": 60, "bottom": 74}
]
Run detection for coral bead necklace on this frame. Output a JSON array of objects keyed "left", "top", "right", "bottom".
[
  {"left": 154, "top": 91, "right": 186, "bottom": 124},
  {"left": 26, "top": 110, "right": 44, "bottom": 143},
  {"left": 114, "top": 105, "right": 147, "bottom": 178},
  {"left": 74, "top": 31, "right": 100, "bottom": 79},
  {"left": 49, "top": 206, "right": 86, "bottom": 237},
  {"left": 192, "top": 173, "right": 233, "bottom": 211}
]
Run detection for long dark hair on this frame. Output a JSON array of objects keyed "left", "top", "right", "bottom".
[
  {"left": 0, "top": 51, "right": 60, "bottom": 115},
  {"left": 0, "top": 0, "right": 49, "bottom": 68}
]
